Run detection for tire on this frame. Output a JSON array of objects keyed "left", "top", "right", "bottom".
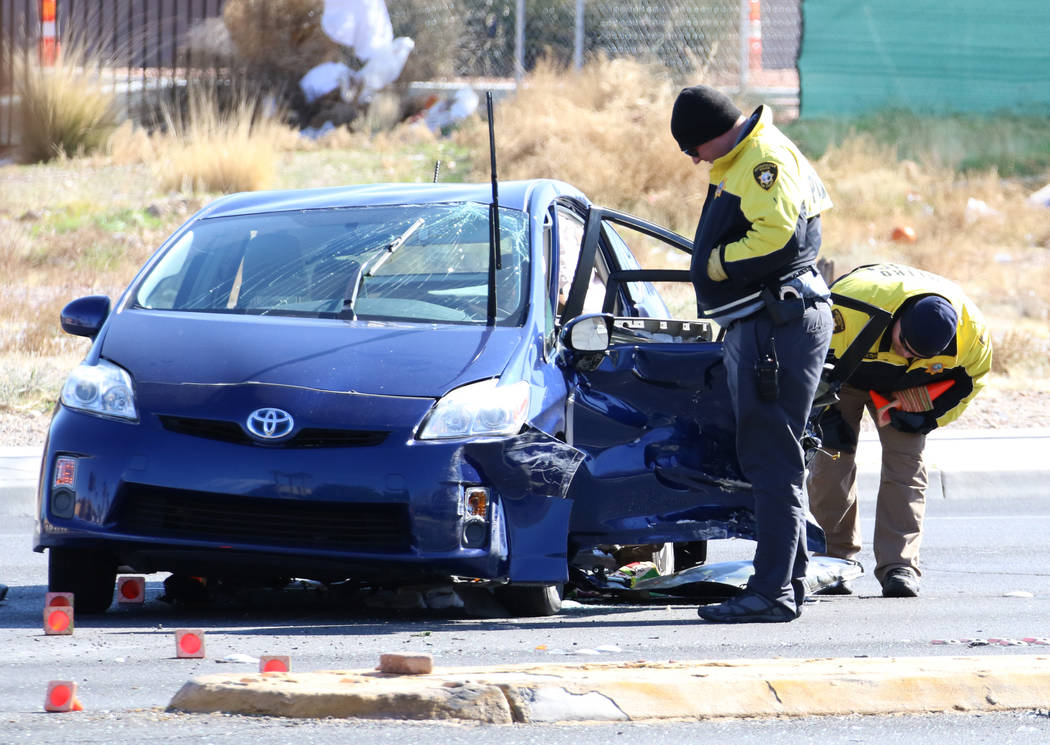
[
  {"left": 496, "top": 583, "right": 563, "bottom": 617},
  {"left": 48, "top": 547, "right": 117, "bottom": 614}
]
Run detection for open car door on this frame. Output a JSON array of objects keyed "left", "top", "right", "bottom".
[{"left": 558, "top": 207, "right": 826, "bottom": 558}]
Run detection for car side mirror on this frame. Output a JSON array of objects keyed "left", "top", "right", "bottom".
[
  {"left": 60, "top": 295, "right": 111, "bottom": 339},
  {"left": 560, "top": 313, "right": 613, "bottom": 352}
]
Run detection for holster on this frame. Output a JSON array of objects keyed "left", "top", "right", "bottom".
[{"left": 760, "top": 286, "right": 805, "bottom": 325}]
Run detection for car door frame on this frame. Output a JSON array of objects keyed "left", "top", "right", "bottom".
[
  {"left": 557, "top": 205, "right": 696, "bottom": 325},
  {"left": 555, "top": 205, "right": 757, "bottom": 552}
]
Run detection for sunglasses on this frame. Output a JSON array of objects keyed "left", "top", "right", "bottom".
[{"left": 681, "top": 146, "right": 700, "bottom": 158}]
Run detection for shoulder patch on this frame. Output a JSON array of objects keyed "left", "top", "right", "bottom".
[
  {"left": 753, "top": 162, "right": 778, "bottom": 190},
  {"left": 832, "top": 308, "right": 846, "bottom": 333}
]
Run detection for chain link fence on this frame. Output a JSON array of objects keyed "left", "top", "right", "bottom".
[
  {"left": 2, "top": 0, "right": 799, "bottom": 147},
  {"left": 391, "top": 0, "right": 799, "bottom": 85}
]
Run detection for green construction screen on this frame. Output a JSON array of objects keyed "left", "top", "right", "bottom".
[{"left": 798, "top": 0, "right": 1050, "bottom": 117}]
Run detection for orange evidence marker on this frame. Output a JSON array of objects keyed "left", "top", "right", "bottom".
[
  {"left": 45, "top": 681, "right": 83, "bottom": 712},
  {"left": 259, "top": 655, "right": 290, "bottom": 673},
  {"left": 117, "top": 576, "right": 146, "bottom": 604},
  {"left": 44, "top": 605, "right": 74, "bottom": 635},
  {"left": 45, "top": 591, "right": 74, "bottom": 608},
  {"left": 175, "top": 629, "right": 206, "bottom": 658}
]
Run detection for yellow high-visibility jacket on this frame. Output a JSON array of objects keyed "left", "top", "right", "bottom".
[
  {"left": 829, "top": 263, "right": 992, "bottom": 430},
  {"left": 690, "top": 105, "right": 833, "bottom": 323}
]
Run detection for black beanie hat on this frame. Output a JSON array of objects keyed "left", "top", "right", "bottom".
[
  {"left": 670, "top": 85, "right": 742, "bottom": 150},
  {"left": 899, "top": 296, "right": 957, "bottom": 357}
]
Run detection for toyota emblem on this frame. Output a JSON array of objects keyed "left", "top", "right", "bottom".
[{"left": 246, "top": 408, "right": 294, "bottom": 440}]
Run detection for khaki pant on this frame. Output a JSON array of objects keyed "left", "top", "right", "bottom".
[{"left": 806, "top": 383, "right": 927, "bottom": 584}]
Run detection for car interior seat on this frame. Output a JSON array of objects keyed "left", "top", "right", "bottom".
[{"left": 236, "top": 233, "right": 307, "bottom": 310}]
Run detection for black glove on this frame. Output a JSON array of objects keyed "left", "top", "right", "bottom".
[
  {"left": 888, "top": 408, "right": 937, "bottom": 435},
  {"left": 814, "top": 406, "right": 858, "bottom": 454}
]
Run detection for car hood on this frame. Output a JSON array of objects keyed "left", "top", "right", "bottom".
[{"left": 101, "top": 309, "right": 527, "bottom": 398}]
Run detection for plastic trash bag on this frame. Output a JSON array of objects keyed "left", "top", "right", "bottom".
[
  {"left": 307, "top": 1, "right": 415, "bottom": 105},
  {"left": 352, "top": 36, "right": 415, "bottom": 102},
  {"left": 424, "top": 87, "right": 480, "bottom": 132},
  {"left": 299, "top": 60, "right": 353, "bottom": 104},
  {"left": 321, "top": 0, "right": 393, "bottom": 61}
]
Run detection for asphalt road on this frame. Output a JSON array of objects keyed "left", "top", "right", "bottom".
[{"left": 3, "top": 491, "right": 1050, "bottom": 742}]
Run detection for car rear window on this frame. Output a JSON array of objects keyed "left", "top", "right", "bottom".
[{"left": 133, "top": 203, "right": 530, "bottom": 325}]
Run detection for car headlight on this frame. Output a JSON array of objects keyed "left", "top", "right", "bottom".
[
  {"left": 60, "top": 359, "right": 138, "bottom": 422},
  {"left": 418, "top": 379, "right": 529, "bottom": 440}
]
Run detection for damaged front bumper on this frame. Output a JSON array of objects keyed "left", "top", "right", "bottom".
[{"left": 35, "top": 404, "right": 586, "bottom": 586}]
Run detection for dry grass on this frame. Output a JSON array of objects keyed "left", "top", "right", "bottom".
[
  {"left": 990, "top": 326, "right": 1050, "bottom": 382},
  {"left": 13, "top": 38, "right": 121, "bottom": 164},
  {"left": 1, "top": 57, "right": 1049, "bottom": 429},
  {"left": 0, "top": 353, "right": 81, "bottom": 416},
  {"left": 812, "top": 138, "right": 1050, "bottom": 388},
  {"left": 150, "top": 85, "right": 294, "bottom": 193},
  {"left": 457, "top": 57, "right": 702, "bottom": 233},
  {"left": 0, "top": 203, "right": 167, "bottom": 360}
]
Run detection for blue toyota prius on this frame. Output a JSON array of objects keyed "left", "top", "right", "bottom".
[{"left": 34, "top": 179, "right": 827, "bottom": 616}]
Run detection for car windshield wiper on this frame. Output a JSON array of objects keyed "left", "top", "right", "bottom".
[{"left": 342, "top": 217, "right": 425, "bottom": 319}]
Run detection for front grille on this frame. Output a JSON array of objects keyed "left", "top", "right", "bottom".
[
  {"left": 117, "top": 484, "right": 411, "bottom": 552},
  {"left": 293, "top": 428, "right": 389, "bottom": 448},
  {"left": 158, "top": 416, "right": 388, "bottom": 448}
]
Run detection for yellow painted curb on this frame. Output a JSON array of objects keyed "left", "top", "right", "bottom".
[{"left": 168, "top": 655, "right": 1050, "bottom": 723}]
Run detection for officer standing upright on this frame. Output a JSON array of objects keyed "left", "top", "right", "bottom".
[
  {"left": 670, "top": 85, "right": 834, "bottom": 623},
  {"left": 807, "top": 263, "right": 992, "bottom": 597}
]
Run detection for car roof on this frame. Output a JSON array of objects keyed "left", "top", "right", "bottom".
[{"left": 196, "top": 179, "right": 587, "bottom": 219}]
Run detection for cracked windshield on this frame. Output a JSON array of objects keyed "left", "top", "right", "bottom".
[{"left": 133, "top": 203, "right": 529, "bottom": 324}]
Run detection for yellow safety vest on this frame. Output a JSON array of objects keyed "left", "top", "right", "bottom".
[{"left": 829, "top": 263, "right": 992, "bottom": 428}]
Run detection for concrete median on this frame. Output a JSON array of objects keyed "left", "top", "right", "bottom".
[{"left": 168, "top": 655, "right": 1050, "bottom": 723}]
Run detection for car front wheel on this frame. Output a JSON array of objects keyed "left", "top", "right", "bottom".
[
  {"left": 496, "top": 583, "right": 563, "bottom": 617},
  {"left": 48, "top": 547, "right": 117, "bottom": 614}
]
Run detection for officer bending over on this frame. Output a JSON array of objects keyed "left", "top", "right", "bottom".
[{"left": 807, "top": 263, "right": 992, "bottom": 597}]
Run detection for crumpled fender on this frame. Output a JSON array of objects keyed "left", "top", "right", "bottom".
[
  {"left": 464, "top": 428, "right": 585, "bottom": 583},
  {"left": 464, "top": 427, "right": 584, "bottom": 501}
]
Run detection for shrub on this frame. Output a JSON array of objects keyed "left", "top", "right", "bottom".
[
  {"left": 153, "top": 84, "right": 291, "bottom": 194},
  {"left": 991, "top": 326, "right": 1050, "bottom": 379},
  {"left": 222, "top": 0, "right": 340, "bottom": 79},
  {"left": 14, "top": 38, "right": 121, "bottom": 163},
  {"left": 456, "top": 56, "right": 698, "bottom": 232}
]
